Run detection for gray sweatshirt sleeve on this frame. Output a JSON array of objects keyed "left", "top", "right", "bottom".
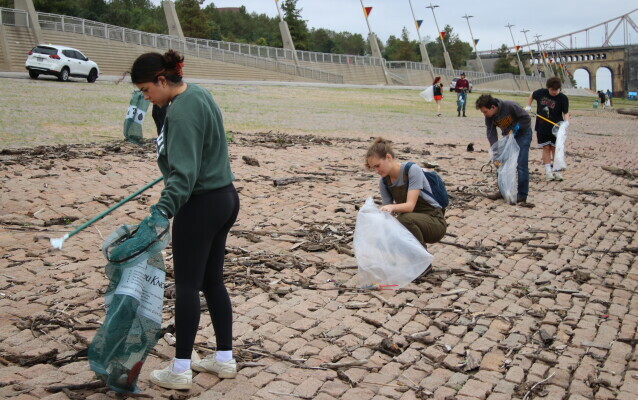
[
  {"left": 379, "top": 178, "right": 393, "bottom": 205},
  {"left": 486, "top": 118, "right": 498, "bottom": 146}
]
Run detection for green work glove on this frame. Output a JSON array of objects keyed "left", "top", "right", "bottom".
[{"left": 109, "top": 205, "right": 169, "bottom": 262}]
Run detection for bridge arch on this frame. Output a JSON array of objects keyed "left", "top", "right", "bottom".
[
  {"left": 595, "top": 66, "right": 613, "bottom": 92},
  {"left": 574, "top": 67, "right": 592, "bottom": 89}
]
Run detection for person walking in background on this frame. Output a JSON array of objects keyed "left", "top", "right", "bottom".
[
  {"left": 525, "top": 77, "right": 570, "bottom": 181},
  {"left": 476, "top": 94, "right": 533, "bottom": 204},
  {"left": 455, "top": 72, "right": 470, "bottom": 117},
  {"left": 598, "top": 90, "right": 606, "bottom": 109},
  {"left": 606, "top": 89, "right": 613, "bottom": 107},
  {"left": 127, "top": 49, "right": 240, "bottom": 390},
  {"left": 432, "top": 76, "right": 444, "bottom": 117}
]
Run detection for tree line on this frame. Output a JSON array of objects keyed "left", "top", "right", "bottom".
[{"left": 0, "top": 0, "right": 529, "bottom": 72}]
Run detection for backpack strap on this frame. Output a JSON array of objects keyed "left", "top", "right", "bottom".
[
  {"left": 406, "top": 162, "right": 440, "bottom": 205},
  {"left": 404, "top": 162, "right": 415, "bottom": 188}
]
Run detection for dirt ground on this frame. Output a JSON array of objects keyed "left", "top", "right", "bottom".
[{"left": 0, "top": 76, "right": 637, "bottom": 400}]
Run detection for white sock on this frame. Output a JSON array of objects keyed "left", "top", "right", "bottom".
[
  {"left": 172, "top": 357, "right": 191, "bottom": 373},
  {"left": 216, "top": 350, "right": 233, "bottom": 363},
  {"left": 544, "top": 164, "right": 552, "bottom": 173}
]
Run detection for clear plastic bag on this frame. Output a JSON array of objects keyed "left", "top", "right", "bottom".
[
  {"left": 419, "top": 85, "right": 434, "bottom": 102},
  {"left": 353, "top": 198, "right": 434, "bottom": 288},
  {"left": 552, "top": 121, "right": 568, "bottom": 171},
  {"left": 490, "top": 134, "right": 520, "bottom": 205}
]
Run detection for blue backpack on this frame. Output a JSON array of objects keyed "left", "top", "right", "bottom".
[{"left": 384, "top": 162, "right": 449, "bottom": 209}]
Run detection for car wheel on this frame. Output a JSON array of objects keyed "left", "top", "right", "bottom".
[
  {"left": 58, "top": 67, "right": 69, "bottom": 82},
  {"left": 28, "top": 70, "right": 39, "bottom": 79},
  {"left": 87, "top": 68, "right": 98, "bottom": 83}
]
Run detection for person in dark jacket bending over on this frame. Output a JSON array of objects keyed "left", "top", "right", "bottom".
[
  {"left": 127, "top": 49, "right": 240, "bottom": 390},
  {"left": 476, "top": 94, "right": 532, "bottom": 204}
]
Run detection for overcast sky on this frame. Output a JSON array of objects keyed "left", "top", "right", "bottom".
[{"left": 153, "top": 1, "right": 636, "bottom": 52}]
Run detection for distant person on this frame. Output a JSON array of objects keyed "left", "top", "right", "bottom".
[
  {"left": 525, "top": 77, "right": 570, "bottom": 181},
  {"left": 432, "top": 76, "right": 444, "bottom": 116},
  {"left": 455, "top": 72, "right": 470, "bottom": 117},
  {"left": 475, "top": 94, "right": 532, "bottom": 204},
  {"left": 606, "top": 89, "right": 613, "bottom": 107},
  {"left": 598, "top": 90, "right": 606, "bottom": 109},
  {"left": 365, "top": 137, "right": 446, "bottom": 248}
]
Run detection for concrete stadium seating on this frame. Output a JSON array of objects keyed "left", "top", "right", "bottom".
[{"left": 1, "top": 25, "right": 321, "bottom": 83}]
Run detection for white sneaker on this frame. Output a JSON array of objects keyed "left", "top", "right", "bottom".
[
  {"left": 545, "top": 171, "right": 555, "bottom": 181},
  {"left": 553, "top": 172, "right": 563, "bottom": 181},
  {"left": 149, "top": 361, "right": 192, "bottom": 390},
  {"left": 191, "top": 355, "right": 237, "bottom": 379}
]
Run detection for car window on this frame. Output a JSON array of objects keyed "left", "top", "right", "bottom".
[
  {"left": 75, "top": 51, "right": 87, "bottom": 61},
  {"left": 32, "top": 46, "right": 57, "bottom": 56},
  {"left": 62, "top": 50, "right": 76, "bottom": 59}
]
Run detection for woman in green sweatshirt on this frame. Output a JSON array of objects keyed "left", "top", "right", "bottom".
[{"left": 130, "top": 49, "right": 239, "bottom": 390}]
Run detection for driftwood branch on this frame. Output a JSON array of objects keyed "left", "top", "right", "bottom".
[
  {"left": 564, "top": 187, "right": 638, "bottom": 200},
  {"left": 46, "top": 381, "right": 105, "bottom": 393}
]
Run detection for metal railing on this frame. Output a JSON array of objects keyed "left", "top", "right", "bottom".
[
  {"left": 2, "top": 7, "right": 549, "bottom": 84},
  {"left": 0, "top": 8, "right": 343, "bottom": 84},
  {"left": 0, "top": 7, "right": 27, "bottom": 26},
  {"left": 386, "top": 60, "right": 505, "bottom": 80},
  {"left": 472, "top": 73, "right": 514, "bottom": 85}
]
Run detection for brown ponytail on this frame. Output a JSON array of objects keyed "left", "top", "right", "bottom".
[
  {"left": 130, "top": 49, "right": 185, "bottom": 84},
  {"left": 365, "top": 137, "right": 395, "bottom": 169}
]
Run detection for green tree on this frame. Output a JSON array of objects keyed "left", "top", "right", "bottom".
[
  {"left": 493, "top": 44, "right": 520, "bottom": 74},
  {"left": 383, "top": 27, "right": 419, "bottom": 61},
  {"left": 425, "top": 25, "right": 472, "bottom": 68},
  {"left": 332, "top": 32, "right": 366, "bottom": 55},
  {"left": 175, "top": 0, "right": 211, "bottom": 39},
  {"left": 280, "top": 0, "right": 309, "bottom": 50},
  {"left": 309, "top": 28, "right": 335, "bottom": 53}
]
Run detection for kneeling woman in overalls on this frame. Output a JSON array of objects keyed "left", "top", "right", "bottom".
[{"left": 365, "top": 137, "right": 446, "bottom": 247}]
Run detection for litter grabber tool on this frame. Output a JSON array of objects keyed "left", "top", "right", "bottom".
[
  {"left": 530, "top": 112, "right": 559, "bottom": 127},
  {"left": 50, "top": 176, "right": 163, "bottom": 250}
]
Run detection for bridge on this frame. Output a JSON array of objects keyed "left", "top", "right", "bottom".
[{"left": 478, "top": 8, "right": 638, "bottom": 96}]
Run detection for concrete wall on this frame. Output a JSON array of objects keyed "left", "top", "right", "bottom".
[
  {"left": 1, "top": 24, "right": 551, "bottom": 92},
  {"left": 0, "top": 25, "right": 10, "bottom": 71},
  {"left": 1, "top": 25, "right": 321, "bottom": 83},
  {"left": 624, "top": 46, "right": 638, "bottom": 95},
  {"left": 290, "top": 59, "right": 386, "bottom": 85}
]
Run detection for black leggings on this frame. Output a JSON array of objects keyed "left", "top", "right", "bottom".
[{"left": 172, "top": 184, "right": 239, "bottom": 359}]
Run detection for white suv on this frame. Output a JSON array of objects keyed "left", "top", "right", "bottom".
[{"left": 25, "top": 44, "right": 99, "bottom": 83}]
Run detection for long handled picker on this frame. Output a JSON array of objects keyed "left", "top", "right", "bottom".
[
  {"left": 50, "top": 176, "right": 163, "bottom": 250},
  {"left": 530, "top": 112, "right": 559, "bottom": 127}
]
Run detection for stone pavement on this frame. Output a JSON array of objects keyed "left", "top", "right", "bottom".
[{"left": 0, "top": 111, "right": 637, "bottom": 400}]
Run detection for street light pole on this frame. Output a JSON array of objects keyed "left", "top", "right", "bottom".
[
  {"left": 520, "top": 28, "right": 540, "bottom": 78},
  {"left": 534, "top": 34, "right": 551, "bottom": 78},
  {"left": 408, "top": 0, "right": 435, "bottom": 78},
  {"left": 426, "top": 3, "right": 453, "bottom": 71},
  {"left": 505, "top": 23, "right": 526, "bottom": 76},
  {"left": 462, "top": 14, "right": 484, "bottom": 73},
  {"left": 274, "top": 0, "right": 297, "bottom": 63},
  {"left": 359, "top": 0, "right": 390, "bottom": 84}
]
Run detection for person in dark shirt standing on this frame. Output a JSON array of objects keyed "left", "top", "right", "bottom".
[
  {"left": 432, "top": 76, "right": 444, "bottom": 116},
  {"left": 525, "top": 77, "right": 570, "bottom": 181},
  {"left": 597, "top": 91, "right": 606, "bottom": 109},
  {"left": 455, "top": 72, "right": 470, "bottom": 117},
  {"left": 126, "top": 49, "right": 240, "bottom": 390},
  {"left": 476, "top": 94, "right": 533, "bottom": 204}
]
